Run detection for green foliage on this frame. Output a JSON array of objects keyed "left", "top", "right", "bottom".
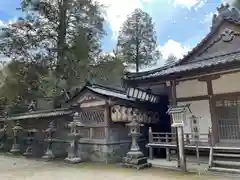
[
  {"left": 164, "top": 54, "right": 178, "bottom": 66},
  {"left": 0, "top": 60, "right": 47, "bottom": 114},
  {"left": 0, "top": 0, "right": 109, "bottom": 111},
  {"left": 233, "top": 0, "right": 240, "bottom": 10},
  {"left": 92, "top": 53, "right": 125, "bottom": 86},
  {"left": 117, "top": 8, "right": 160, "bottom": 72}
]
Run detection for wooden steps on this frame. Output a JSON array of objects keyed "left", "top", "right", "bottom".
[
  {"left": 208, "top": 167, "right": 240, "bottom": 174},
  {"left": 208, "top": 146, "right": 240, "bottom": 173}
]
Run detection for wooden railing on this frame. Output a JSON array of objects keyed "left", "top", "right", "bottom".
[
  {"left": 148, "top": 128, "right": 213, "bottom": 145},
  {"left": 147, "top": 127, "right": 213, "bottom": 161}
]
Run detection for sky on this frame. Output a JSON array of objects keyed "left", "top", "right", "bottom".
[{"left": 0, "top": 0, "right": 234, "bottom": 67}]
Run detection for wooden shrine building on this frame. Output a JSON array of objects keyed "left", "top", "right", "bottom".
[
  {"left": 123, "top": 3, "right": 240, "bottom": 172},
  {"left": 0, "top": 82, "right": 160, "bottom": 163}
]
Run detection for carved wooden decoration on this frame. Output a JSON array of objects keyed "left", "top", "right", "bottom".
[
  {"left": 221, "top": 28, "right": 234, "bottom": 42},
  {"left": 78, "top": 94, "right": 97, "bottom": 103}
]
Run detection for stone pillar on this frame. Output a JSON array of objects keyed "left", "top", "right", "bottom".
[
  {"left": 23, "top": 129, "right": 38, "bottom": 157},
  {"left": 10, "top": 121, "right": 23, "bottom": 154},
  {"left": 121, "top": 113, "right": 151, "bottom": 170},
  {"left": 65, "top": 118, "right": 82, "bottom": 164},
  {"left": 42, "top": 121, "right": 56, "bottom": 160}
]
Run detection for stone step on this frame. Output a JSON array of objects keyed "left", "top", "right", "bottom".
[
  {"left": 213, "top": 153, "right": 240, "bottom": 158},
  {"left": 213, "top": 146, "right": 240, "bottom": 151},
  {"left": 213, "top": 160, "right": 240, "bottom": 167},
  {"left": 208, "top": 167, "right": 240, "bottom": 174}
]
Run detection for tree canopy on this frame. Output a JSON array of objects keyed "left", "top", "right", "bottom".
[
  {"left": 0, "top": 0, "right": 126, "bottom": 113},
  {"left": 116, "top": 8, "right": 160, "bottom": 72}
]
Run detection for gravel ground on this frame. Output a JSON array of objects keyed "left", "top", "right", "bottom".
[{"left": 0, "top": 155, "right": 237, "bottom": 180}]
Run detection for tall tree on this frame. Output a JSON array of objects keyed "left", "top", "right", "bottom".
[
  {"left": 164, "top": 54, "right": 178, "bottom": 66},
  {"left": 116, "top": 8, "right": 159, "bottom": 72},
  {"left": 0, "top": 0, "right": 106, "bottom": 108}
]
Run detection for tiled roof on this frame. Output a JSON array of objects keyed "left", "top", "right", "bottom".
[
  {"left": 1, "top": 108, "right": 72, "bottom": 121},
  {"left": 126, "top": 51, "right": 240, "bottom": 80},
  {"left": 86, "top": 84, "right": 135, "bottom": 101}
]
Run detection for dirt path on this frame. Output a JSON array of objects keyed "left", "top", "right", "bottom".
[{"left": 0, "top": 155, "right": 237, "bottom": 180}]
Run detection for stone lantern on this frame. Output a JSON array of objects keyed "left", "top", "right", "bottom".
[
  {"left": 23, "top": 128, "right": 38, "bottom": 157},
  {"left": 121, "top": 113, "right": 151, "bottom": 170},
  {"left": 10, "top": 121, "right": 23, "bottom": 154},
  {"left": 65, "top": 115, "right": 82, "bottom": 164},
  {"left": 42, "top": 121, "right": 56, "bottom": 160},
  {"left": 0, "top": 124, "right": 8, "bottom": 150}
]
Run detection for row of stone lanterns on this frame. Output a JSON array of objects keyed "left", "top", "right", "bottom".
[
  {"left": 0, "top": 119, "right": 83, "bottom": 163},
  {"left": 0, "top": 120, "right": 57, "bottom": 159}
]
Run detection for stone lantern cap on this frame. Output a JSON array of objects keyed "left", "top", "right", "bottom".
[
  {"left": 26, "top": 128, "right": 38, "bottom": 133},
  {"left": 12, "top": 121, "right": 23, "bottom": 131},
  {"left": 46, "top": 121, "right": 56, "bottom": 132},
  {"left": 167, "top": 104, "right": 190, "bottom": 115}
]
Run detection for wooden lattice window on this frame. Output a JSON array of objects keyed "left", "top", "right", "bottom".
[
  {"left": 92, "top": 127, "right": 105, "bottom": 139},
  {"left": 78, "top": 127, "right": 90, "bottom": 138},
  {"left": 78, "top": 109, "right": 105, "bottom": 124},
  {"left": 215, "top": 97, "right": 240, "bottom": 141}
]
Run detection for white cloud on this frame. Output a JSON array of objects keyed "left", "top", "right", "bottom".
[
  {"left": 0, "top": 20, "right": 5, "bottom": 27},
  {"left": 98, "top": 0, "right": 152, "bottom": 39},
  {"left": 157, "top": 39, "right": 190, "bottom": 66},
  {"left": 173, "top": 0, "right": 202, "bottom": 9}
]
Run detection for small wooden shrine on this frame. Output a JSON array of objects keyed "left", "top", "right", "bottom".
[{"left": 67, "top": 82, "right": 159, "bottom": 163}]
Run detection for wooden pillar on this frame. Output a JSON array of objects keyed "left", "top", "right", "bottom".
[
  {"left": 198, "top": 75, "right": 220, "bottom": 145},
  {"left": 104, "top": 104, "right": 109, "bottom": 144},
  {"left": 166, "top": 80, "right": 180, "bottom": 167},
  {"left": 148, "top": 127, "right": 153, "bottom": 159},
  {"left": 207, "top": 80, "right": 218, "bottom": 145}
]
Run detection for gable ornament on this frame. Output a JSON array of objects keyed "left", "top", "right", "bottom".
[{"left": 221, "top": 28, "right": 235, "bottom": 42}]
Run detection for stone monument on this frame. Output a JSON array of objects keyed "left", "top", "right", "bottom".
[
  {"left": 42, "top": 121, "right": 56, "bottom": 160},
  {"left": 121, "top": 113, "right": 151, "bottom": 170},
  {"left": 65, "top": 116, "right": 82, "bottom": 164},
  {"left": 10, "top": 121, "right": 23, "bottom": 154}
]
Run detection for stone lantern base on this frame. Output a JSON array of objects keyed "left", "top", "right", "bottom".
[
  {"left": 10, "top": 144, "right": 21, "bottom": 154},
  {"left": 41, "top": 148, "right": 55, "bottom": 160},
  {"left": 121, "top": 150, "right": 151, "bottom": 170},
  {"left": 23, "top": 147, "right": 33, "bottom": 157},
  {"left": 65, "top": 156, "right": 82, "bottom": 164}
]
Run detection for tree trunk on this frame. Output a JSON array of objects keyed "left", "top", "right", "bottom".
[
  {"left": 56, "top": 0, "right": 68, "bottom": 75},
  {"left": 135, "top": 14, "right": 140, "bottom": 73}
]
